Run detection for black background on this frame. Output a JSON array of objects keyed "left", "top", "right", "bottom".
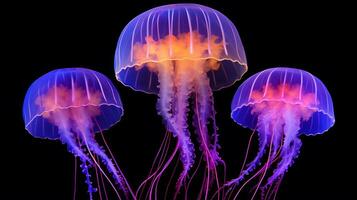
[{"left": 3, "top": 0, "right": 351, "bottom": 199}]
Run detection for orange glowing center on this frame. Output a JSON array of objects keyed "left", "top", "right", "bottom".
[
  {"left": 35, "top": 86, "right": 102, "bottom": 127},
  {"left": 132, "top": 31, "right": 226, "bottom": 73},
  {"left": 250, "top": 84, "right": 318, "bottom": 121}
]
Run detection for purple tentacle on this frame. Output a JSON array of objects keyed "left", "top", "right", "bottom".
[
  {"left": 193, "top": 73, "right": 222, "bottom": 166},
  {"left": 156, "top": 66, "right": 195, "bottom": 190},
  {"left": 264, "top": 107, "right": 303, "bottom": 189},
  {"left": 82, "top": 130, "right": 128, "bottom": 194},
  {"left": 80, "top": 159, "right": 96, "bottom": 200},
  {"left": 59, "top": 128, "right": 95, "bottom": 199},
  {"left": 226, "top": 131, "right": 268, "bottom": 187}
]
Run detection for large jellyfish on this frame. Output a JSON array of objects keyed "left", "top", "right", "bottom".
[
  {"left": 23, "top": 68, "right": 135, "bottom": 200},
  {"left": 114, "top": 3, "right": 247, "bottom": 198},
  {"left": 226, "top": 67, "right": 335, "bottom": 199}
]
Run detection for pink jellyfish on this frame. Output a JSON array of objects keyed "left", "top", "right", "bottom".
[
  {"left": 226, "top": 67, "right": 335, "bottom": 199},
  {"left": 114, "top": 3, "right": 247, "bottom": 199},
  {"left": 23, "top": 68, "right": 135, "bottom": 200}
]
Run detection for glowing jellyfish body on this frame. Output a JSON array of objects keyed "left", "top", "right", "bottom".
[
  {"left": 115, "top": 3, "right": 247, "bottom": 196},
  {"left": 23, "top": 68, "right": 134, "bottom": 199},
  {"left": 227, "top": 67, "right": 335, "bottom": 198}
]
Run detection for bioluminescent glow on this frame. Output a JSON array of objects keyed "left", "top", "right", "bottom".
[
  {"left": 23, "top": 68, "right": 135, "bottom": 200},
  {"left": 115, "top": 3, "right": 247, "bottom": 199},
  {"left": 226, "top": 67, "right": 335, "bottom": 199}
]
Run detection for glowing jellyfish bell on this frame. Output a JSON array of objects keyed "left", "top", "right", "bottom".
[
  {"left": 115, "top": 3, "right": 247, "bottom": 198},
  {"left": 23, "top": 68, "right": 135, "bottom": 200},
  {"left": 227, "top": 67, "right": 335, "bottom": 199}
]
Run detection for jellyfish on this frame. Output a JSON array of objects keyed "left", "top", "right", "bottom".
[
  {"left": 22, "top": 68, "right": 135, "bottom": 200},
  {"left": 226, "top": 67, "right": 335, "bottom": 199},
  {"left": 114, "top": 3, "right": 247, "bottom": 198}
]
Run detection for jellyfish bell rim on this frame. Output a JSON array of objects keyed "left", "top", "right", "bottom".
[
  {"left": 115, "top": 58, "right": 248, "bottom": 95},
  {"left": 231, "top": 99, "right": 336, "bottom": 136},
  {"left": 117, "top": 57, "right": 247, "bottom": 73},
  {"left": 24, "top": 103, "right": 124, "bottom": 140}
]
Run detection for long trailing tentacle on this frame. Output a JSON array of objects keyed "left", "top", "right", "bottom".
[
  {"left": 80, "top": 130, "right": 123, "bottom": 200},
  {"left": 185, "top": 154, "right": 204, "bottom": 200},
  {"left": 73, "top": 157, "right": 78, "bottom": 200},
  {"left": 59, "top": 122, "right": 92, "bottom": 163},
  {"left": 199, "top": 73, "right": 224, "bottom": 155},
  {"left": 96, "top": 120, "right": 136, "bottom": 199},
  {"left": 156, "top": 63, "right": 176, "bottom": 137},
  {"left": 264, "top": 108, "right": 303, "bottom": 189},
  {"left": 59, "top": 128, "right": 95, "bottom": 199},
  {"left": 173, "top": 65, "right": 195, "bottom": 190},
  {"left": 229, "top": 125, "right": 282, "bottom": 200},
  {"left": 93, "top": 155, "right": 103, "bottom": 200},
  {"left": 270, "top": 122, "right": 283, "bottom": 160},
  {"left": 156, "top": 64, "right": 195, "bottom": 192},
  {"left": 209, "top": 93, "right": 228, "bottom": 199},
  {"left": 144, "top": 131, "right": 174, "bottom": 200},
  {"left": 80, "top": 158, "right": 95, "bottom": 200},
  {"left": 164, "top": 155, "right": 181, "bottom": 200},
  {"left": 81, "top": 129, "right": 128, "bottom": 195},
  {"left": 215, "top": 130, "right": 255, "bottom": 200},
  {"left": 136, "top": 130, "right": 170, "bottom": 198},
  {"left": 226, "top": 104, "right": 285, "bottom": 188},
  {"left": 250, "top": 120, "right": 278, "bottom": 200},
  {"left": 71, "top": 105, "right": 134, "bottom": 199},
  {"left": 194, "top": 72, "right": 223, "bottom": 165},
  {"left": 226, "top": 130, "right": 268, "bottom": 187},
  {"left": 192, "top": 72, "right": 222, "bottom": 199},
  {"left": 148, "top": 141, "right": 180, "bottom": 200}
]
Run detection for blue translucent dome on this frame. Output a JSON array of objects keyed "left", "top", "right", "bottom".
[
  {"left": 231, "top": 67, "right": 335, "bottom": 135},
  {"left": 23, "top": 68, "right": 123, "bottom": 139},
  {"left": 115, "top": 3, "right": 247, "bottom": 94}
]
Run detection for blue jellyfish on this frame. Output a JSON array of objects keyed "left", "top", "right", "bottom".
[
  {"left": 23, "top": 68, "right": 135, "bottom": 200},
  {"left": 114, "top": 3, "right": 247, "bottom": 198},
  {"left": 226, "top": 67, "right": 335, "bottom": 199}
]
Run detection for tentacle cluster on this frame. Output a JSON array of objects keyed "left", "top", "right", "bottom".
[
  {"left": 37, "top": 86, "right": 132, "bottom": 199},
  {"left": 226, "top": 101, "right": 313, "bottom": 199},
  {"left": 155, "top": 60, "right": 223, "bottom": 194}
]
